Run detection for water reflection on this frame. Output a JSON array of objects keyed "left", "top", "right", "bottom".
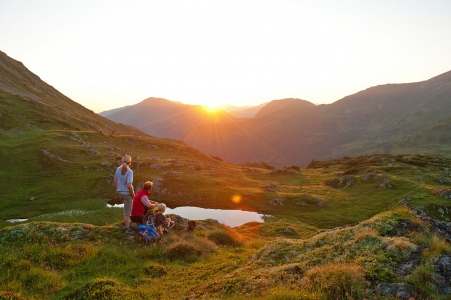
[{"left": 107, "top": 204, "right": 269, "bottom": 227}]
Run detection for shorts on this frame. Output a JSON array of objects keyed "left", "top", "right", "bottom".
[{"left": 117, "top": 193, "right": 133, "bottom": 216}]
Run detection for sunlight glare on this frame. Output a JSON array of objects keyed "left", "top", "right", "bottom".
[
  {"left": 231, "top": 194, "right": 242, "bottom": 204},
  {"left": 202, "top": 105, "right": 222, "bottom": 114}
]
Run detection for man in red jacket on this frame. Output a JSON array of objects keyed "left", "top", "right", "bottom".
[{"left": 131, "top": 181, "right": 158, "bottom": 224}]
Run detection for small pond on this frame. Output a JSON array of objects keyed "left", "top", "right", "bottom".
[{"left": 107, "top": 204, "right": 269, "bottom": 227}]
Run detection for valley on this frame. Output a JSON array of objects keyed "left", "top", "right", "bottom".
[{"left": 0, "top": 50, "right": 451, "bottom": 299}]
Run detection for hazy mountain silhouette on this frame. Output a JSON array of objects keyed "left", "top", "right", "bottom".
[
  {"left": 104, "top": 97, "right": 236, "bottom": 140},
  {"left": 255, "top": 98, "right": 315, "bottom": 118},
  {"left": 226, "top": 102, "right": 268, "bottom": 118},
  {"left": 185, "top": 71, "right": 451, "bottom": 167}
]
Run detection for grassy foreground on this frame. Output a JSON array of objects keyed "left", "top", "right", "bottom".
[{"left": 1, "top": 207, "right": 450, "bottom": 299}]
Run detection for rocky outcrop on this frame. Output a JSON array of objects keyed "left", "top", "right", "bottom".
[{"left": 324, "top": 175, "right": 355, "bottom": 188}]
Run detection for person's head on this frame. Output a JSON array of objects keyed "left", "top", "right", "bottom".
[
  {"left": 157, "top": 203, "right": 166, "bottom": 213},
  {"left": 143, "top": 181, "right": 153, "bottom": 191},
  {"left": 122, "top": 155, "right": 132, "bottom": 167},
  {"left": 121, "top": 155, "right": 132, "bottom": 175}
]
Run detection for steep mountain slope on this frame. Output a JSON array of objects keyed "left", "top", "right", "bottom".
[
  {"left": 104, "top": 97, "right": 237, "bottom": 140},
  {"left": 0, "top": 51, "right": 259, "bottom": 224}
]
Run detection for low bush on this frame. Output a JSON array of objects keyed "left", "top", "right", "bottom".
[
  {"left": 166, "top": 242, "right": 201, "bottom": 260},
  {"left": 207, "top": 228, "right": 244, "bottom": 246},
  {"left": 142, "top": 263, "right": 167, "bottom": 278},
  {"left": 303, "top": 263, "right": 366, "bottom": 299},
  {"left": 407, "top": 263, "right": 436, "bottom": 297}
]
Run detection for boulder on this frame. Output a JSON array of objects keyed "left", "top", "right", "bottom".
[
  {"left": 270, "top": 198, "right": 285, "bottom": 206},
  {"left": 434, "top": 256, "right": 451, "bottom": 294},
  {"left": 434, "top": 189, "right": 451, "bottom": 199},
  {"left": 362, "top": 172, "right": 378, "bottom": 182},
  {"left": 324, "top": 175, "right": 355, "bottom": 188}
]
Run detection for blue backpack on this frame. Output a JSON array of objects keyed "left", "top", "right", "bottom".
[{"left": 137, "top": 211, "right": 161, "bottom": 245}]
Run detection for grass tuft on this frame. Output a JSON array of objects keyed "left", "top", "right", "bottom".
[
  {"left": 304, "top": 263, "right": 366, "bottom": 300},
  {"left": 207, "top": 228, "right": 244, "bottom": 246}
]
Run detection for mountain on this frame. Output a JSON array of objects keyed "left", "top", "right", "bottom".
[
  {"left": 185, "top": 71, "right": 451, "bottom": 167},
  {"left": 104, "top": 97, "right": 237, "bottom": 140},
  {"left": 98, "top": 105, "right": 130, "bottom": 117},
  {"left": 0, "top": 50, "right": 255, "bottom": 221},
  {"left": 2, "top": 50, "right": 451, "bottom": 299},
  {"left": 255, "top": 98, "right": 315, "bottom": 118},
  {"left": 226, "top": 102, "right": 268, "bottom": 118}
]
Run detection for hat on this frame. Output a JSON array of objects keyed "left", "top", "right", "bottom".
[{"left": 122, "top": 155, "right": 132, "bottom": 163}]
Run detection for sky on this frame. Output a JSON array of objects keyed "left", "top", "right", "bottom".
[{"left": 1, "top": 0, "right": 451, "bottom": 113}]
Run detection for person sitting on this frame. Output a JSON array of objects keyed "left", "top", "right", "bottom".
[
  {"left": 130, "top": 181, "right": 158, "bottom": 225},
  {"left": 155, "top": 203, "right": 175, "bottom": 233},
  {"left": 178, "top": 220, "right": 196, "bottom": 235}
]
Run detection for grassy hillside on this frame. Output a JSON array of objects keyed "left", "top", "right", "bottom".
[{"left": 1, "top": 206, "right": 450, "bottom": 299}]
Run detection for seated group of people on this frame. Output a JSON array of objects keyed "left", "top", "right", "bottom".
[
  {"left": 130, "top": 181, "right": 197, "bottom": 235},
  {"left": 130, "top": 181, "right": 175, "bottom": 232}
]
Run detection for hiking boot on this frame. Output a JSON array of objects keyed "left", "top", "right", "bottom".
[{"left": 124, "top": 228, "right": 134, "bottom": 234}]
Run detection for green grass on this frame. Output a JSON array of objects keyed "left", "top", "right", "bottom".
[
  {"left": 1, "top": 90, "right": 451, "bottom": 298},
  {"left": 2, "top": 207, "right": 450, "bottom": 299}
]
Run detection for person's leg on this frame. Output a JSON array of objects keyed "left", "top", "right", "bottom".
[
  {"left": 130, "top": 215, "right": 144, "bottom": 224},
  {"left": 123, "top": 194, "right": 133, "bottom": 232},
  {"left": 166, "top": 218, "right": 175, "bottom": 230}
]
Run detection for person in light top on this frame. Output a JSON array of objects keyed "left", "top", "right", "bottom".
[
  {"left": 131, "top": 181, "right": 158, "bottom": 224},
  {"left": 114, "top": 155, "right": 135, "bottom": 234}
]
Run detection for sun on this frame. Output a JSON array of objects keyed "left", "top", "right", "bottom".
[{"left": 202, "top": 105, "right": 222, "bottom": 114}]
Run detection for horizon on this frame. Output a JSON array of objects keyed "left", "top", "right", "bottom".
[{"left": 1, "top": 0, "right": 451, "bottom": 113}]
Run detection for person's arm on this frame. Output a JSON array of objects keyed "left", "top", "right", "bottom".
[
  {"left": 114, "top": 178, "right": 118, "bottom": 188},
  {"left": 127, "top": 183, "right": 135, "bottom": 198},
  {"left": 141, "top": 195, "right": 152, "bottom": 208}
]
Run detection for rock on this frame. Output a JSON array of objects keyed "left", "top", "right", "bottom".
[
  {"left": 324, "top": 175, "right": 355, "bottom": 188},
  {"left": 434, "top": 189, "right": 451, "bottom": 199},
  {"left": 379, "top": 180, "right": 395, "bottom": 189},
  {"left": 270, "top": 198, "right": 285, "bottom": 206},
  {"left": 434, "top": 256, "right": 451, "bottom": 294},
  {"left": 374, "top": 283, "right": 412, "bottom": 299},
  {"left": 151, "top": 178, "right": 164, "bottom": 193},
  {"left": 362, "top": 172, "right": 378, "bottom": 182},
  {"left": 435, "top": 177, "right": 451, "bottom": 184},
  {"left": 150, "top": 163, "right": 172, "bottom": 169}
]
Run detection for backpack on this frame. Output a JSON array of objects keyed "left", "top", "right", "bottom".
[{"left": 136, "top": 211, "right": 161, "bottom": 245}]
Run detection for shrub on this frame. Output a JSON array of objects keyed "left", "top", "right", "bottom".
[
  {"left": 142, "top": 263, "right": 167, "bottom": 278},
  {"left": 166, "top": 242, "right": 201, "bottom": 260},
  {"left": 407, "top": 263, "right": 436, "bottom": 297},
  {"left": 207, "top": 228, "right": 244, "bottom": 247},
  {"left": 65, "top": 278, "right": 128, "bottom": 300},
  {"left": 304, "top": 263, "right": 366, "bottom": 299},
  {"left": 0, "top": 292, "right": 26, "bottom": 300},
  {"left": 354, "top": 227, "right": 378, "bottom": 241}
]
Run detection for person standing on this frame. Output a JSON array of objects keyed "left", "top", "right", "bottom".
[
  {"left": 114, "top": 155, "right": 135, "bottom": 233},
  {"left": 131, "top": 181, "right": 158, "bottom": 224}
]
